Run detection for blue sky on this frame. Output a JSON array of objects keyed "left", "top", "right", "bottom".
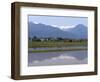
[{"left": 28, "top": 15, "right": 88, "bottom": 29}]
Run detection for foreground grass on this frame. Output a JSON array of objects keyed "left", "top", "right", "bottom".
[{"left": 28, "top": 41, "right": 87, "bottom": 48}]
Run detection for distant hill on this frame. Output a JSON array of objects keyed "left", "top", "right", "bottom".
[
  {"left": 64, "top": 24, "right": 87, "bottom": 39},
  {"left": 28, "top": 22, "right": 87, "bottom": 39}
]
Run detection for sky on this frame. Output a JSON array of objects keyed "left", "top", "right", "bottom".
[{"left": 28, "top": 15, "right": 88, "bottom": 29}]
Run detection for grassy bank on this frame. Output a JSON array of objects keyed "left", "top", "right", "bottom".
[{"left": 28, "top": 41, "right": 87, "bottom": 48}]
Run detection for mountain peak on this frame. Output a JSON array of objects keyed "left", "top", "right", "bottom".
[{"left": 75, "top": 24, "right": 87, "bottom": 28}]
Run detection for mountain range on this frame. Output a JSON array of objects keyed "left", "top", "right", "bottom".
[{"left": 28, "top": 22, "right": 87, "bottom": 39}]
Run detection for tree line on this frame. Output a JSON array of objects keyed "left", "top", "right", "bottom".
[{"left": 29, "top": 36, "right": 87, "bottom": 42}]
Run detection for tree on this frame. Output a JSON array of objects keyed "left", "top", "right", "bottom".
[
  {"left": 32, "top": 36, "right": 37, "bottom": 41},
  {"left": 57, "top": 37, "right": 63, "bottom": 41}
]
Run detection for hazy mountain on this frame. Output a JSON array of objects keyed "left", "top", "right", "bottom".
[
  {"left": 28, "top": 22, "right": 87, "bottom": 39},
  {"left": 65, "top": 24, "right": 87, "bottom": 39}
]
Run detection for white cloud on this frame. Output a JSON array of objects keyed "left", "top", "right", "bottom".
[
  {"left": 31, "top": 21, "right": 76, "bottom": 29},
  {"left": 51, "top": 24, "right": 76, "bottom": 30},
  {"left": 50, "top": 25, "right": 59, "bottom": 27},
  {"left": 33, "top": 21, "right": 39, "bottom": 24},
  {"left": 59, "top": 25, "right": 76, "bottom": 29}
]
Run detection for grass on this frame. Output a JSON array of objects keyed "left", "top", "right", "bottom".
[
  {"left": 28, "top": 40, "right": 87, "bottom": 53},
  {"left": 28, "top": 41, "right": 87, "bottom": 48}
]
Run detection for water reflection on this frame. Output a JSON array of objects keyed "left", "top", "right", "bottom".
[
  {"left": 29, "top": 46, "right": 87, "bottom": 51},
  {"left": 28, "top": 50, "right": 87, "bottom": 66}
]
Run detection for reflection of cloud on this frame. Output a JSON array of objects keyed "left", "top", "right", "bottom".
[
  {"left": 51, "top": 55, "right": 76, "bottom": 60},
  {"left": 29, "top": 55, "right": 87, "bottom": 66},
  {"left": 33, "top": 61, "right": 39, "bottom": 63}
]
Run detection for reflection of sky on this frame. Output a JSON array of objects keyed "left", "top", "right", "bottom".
[
  {"left": 28, "top": 51, "right": 87, "bottom": 66},
  {"left": 28, "top": 15, "right": 88, "bottom": 29},
  {"left": 29, "top": 55, "right": 87, "bottom": 66}
]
